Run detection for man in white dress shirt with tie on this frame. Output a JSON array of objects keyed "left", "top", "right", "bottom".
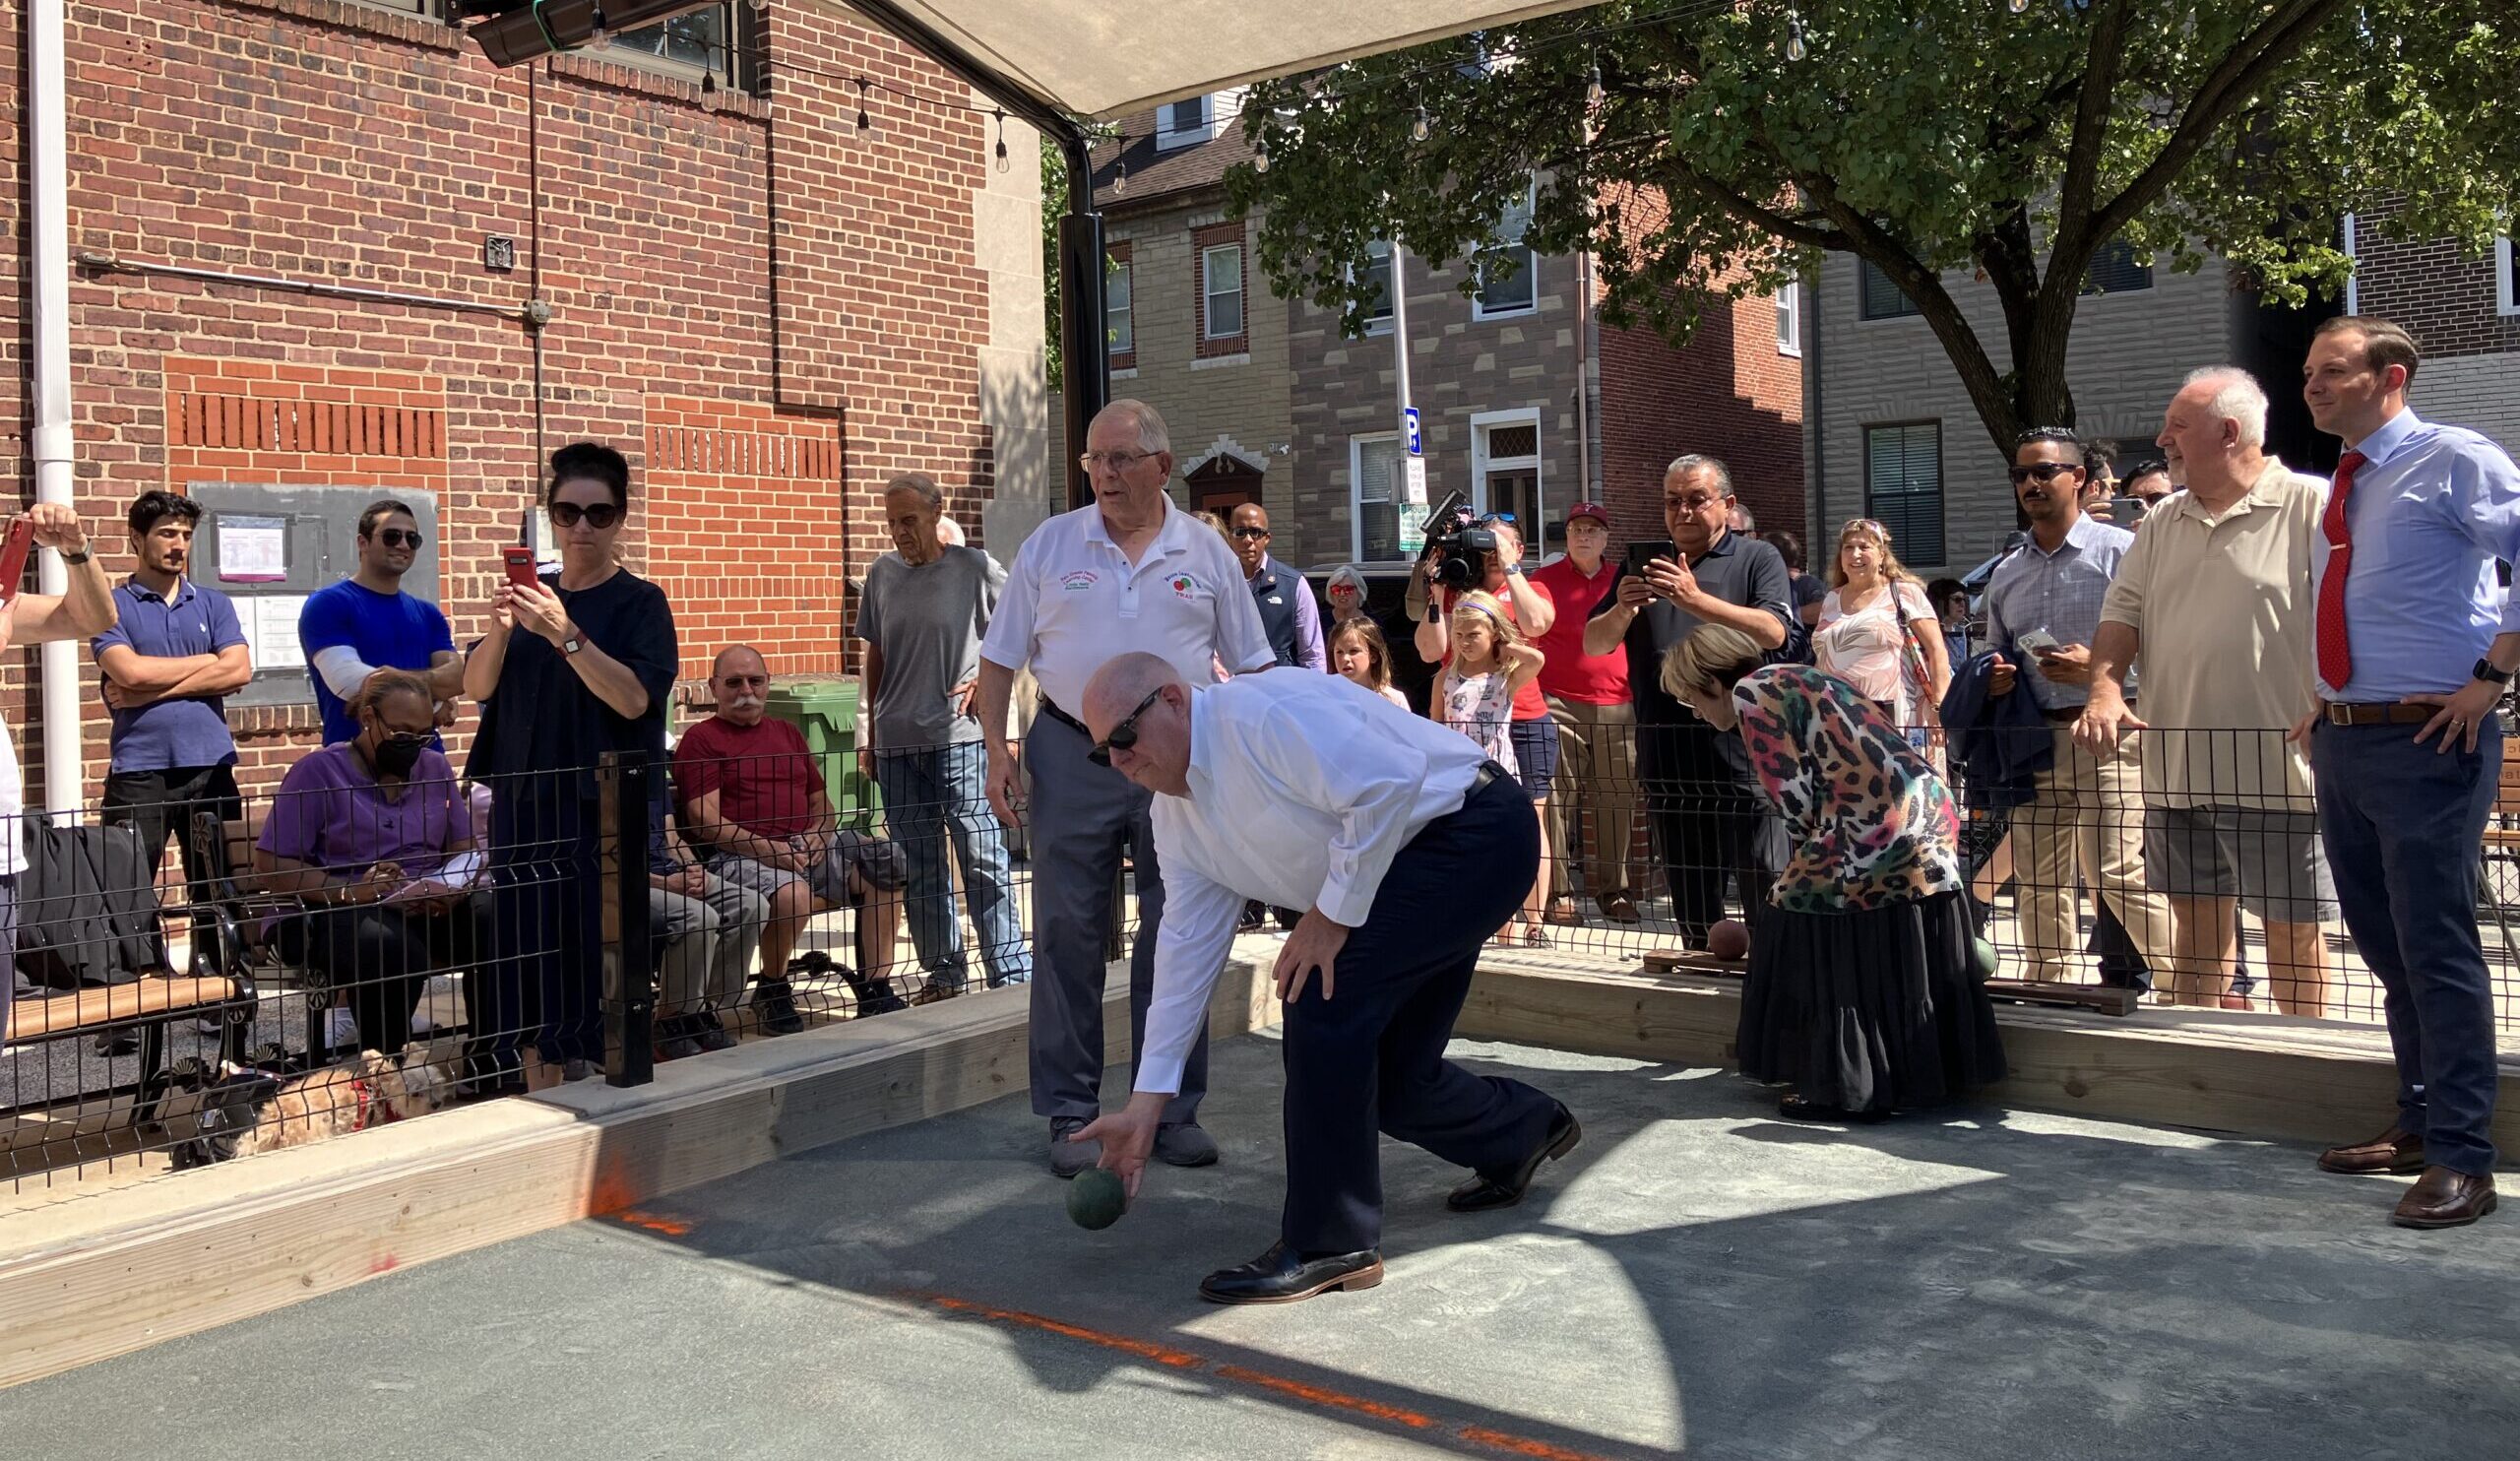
[
  {"left": 1075, "top": 653, "right": 1579, "bottom": 1303},
  {"left": 976, "top": 400, "right": 1278, "bottom": 1176}
]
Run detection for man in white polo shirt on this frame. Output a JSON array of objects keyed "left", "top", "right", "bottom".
[{"left": 976, "top": 399, "right": 1276, "bottom": 1177}]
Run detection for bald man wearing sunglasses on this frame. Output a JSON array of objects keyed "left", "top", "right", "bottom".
[{"left": 1075, "top": 652, "right": 1577, "bottom": 1303}]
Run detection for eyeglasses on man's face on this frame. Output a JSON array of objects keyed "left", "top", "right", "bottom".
[
  {"left": 1079, "top": 449, "right": 1159, "bottom": 474},
  {"left": 1229, "top": 526, "right": 1270, "bottom": 540},
  {"left": 2007, "top": 462, "right": 2079, "bottom": 485},
  {"left": 371, "top": 528, "right": 423, "bottom": 549},
  {"left": 1087, "top": 688, "right": 1166, "bottom": 768}
]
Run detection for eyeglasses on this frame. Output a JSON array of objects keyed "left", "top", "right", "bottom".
[
  {"left": 1669, "top": 494, "right": 1724, "bottom": 512},
  {"left": 371, "top": 528, "right": 424, "bottom": 549},
  {"left": 1840, "top": 517, "right": 1888, "bottom": 539},
  {"left": 1079, "top": 450, "right": 1158, "bottom": 473},
  {"left": 1229, "top": 526, "right": 1270, "bottom": 540},
  {"left": 2007, "top": 462, "right": 2080, "bottom": 484},
  {"left": 549, "top": 501, "right": 623, "bottom": 530},
  {"left": 549, "top": 501, "right": 622, "bottom": 530},
  {"left": 1087, "top": 688, "right": 1165, "bottom": 767}
]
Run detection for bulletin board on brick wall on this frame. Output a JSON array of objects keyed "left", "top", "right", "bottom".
[{"left": 188, "top": 484, "right": 444, "bottom": 709}]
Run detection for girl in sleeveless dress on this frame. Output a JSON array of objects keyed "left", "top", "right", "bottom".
[{"left": 1430, "top": 590, "right": 1546, "bottom": 943}]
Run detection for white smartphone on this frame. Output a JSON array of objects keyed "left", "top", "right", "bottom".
[{"left": 2016, "top": 629, "right": 2060, "bottom": 658}]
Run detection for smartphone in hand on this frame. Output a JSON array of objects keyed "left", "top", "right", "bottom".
[
  {"left": 2015, "top": 628, "right": 2060, "bottom": 659},
  {"left": 1625, "top": 540, "right": 1677, "bottom": 578},
  {"left": 502, "top": 545, "right": 539, "bottom": 592},
  {"left": 0, "top": 517, "right": 35, "bottom": 604}
]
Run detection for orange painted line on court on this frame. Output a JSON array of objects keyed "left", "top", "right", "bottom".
[
  {"left": 903, "top": 1290, "right": 1618, "bottom": 1461},
  {"left": 613, "top": 1210, "right": 695, "bottom": 1237}
]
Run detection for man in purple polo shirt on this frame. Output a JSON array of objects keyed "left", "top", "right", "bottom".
[
  {"left": 254, "top": 670, "right": 485, "bottom": 1056},
  {"left": 94, "top": 490, "right": 252, "bottom": 900}
]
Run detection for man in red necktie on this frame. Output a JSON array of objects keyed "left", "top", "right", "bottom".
[{"left": 2295, "top": 315, "right": 2520, "bottom": 1230}]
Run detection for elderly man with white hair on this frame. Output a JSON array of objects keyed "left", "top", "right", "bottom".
[
  {"left": 1073, "top": 651, "right": 1577, "bottom": 1303},
  {"left": 2075, "top": 367, "right": 2335, "bottom": 1016},
  {"left": 975, "top": 400, "right": 1277, "bottom": 1176}
]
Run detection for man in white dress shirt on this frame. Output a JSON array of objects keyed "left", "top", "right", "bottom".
[
  {"left": 976, "top": 400, "right": 1278, "bottom": 1176},
  {"left": 1075, "top": 653, "right": 1579, "bottom": 1304}
]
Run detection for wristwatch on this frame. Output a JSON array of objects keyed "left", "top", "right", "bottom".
[
  {"left": 2473, "top": 658, "right": 2512, "bottom": 686},
  {"left": 58, "top": 547, "right": 90, "bottom": 565},
  {"left": 562, "top": 637, "right": 585, "bottom": 657}
]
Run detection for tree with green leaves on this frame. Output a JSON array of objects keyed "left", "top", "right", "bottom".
[{"left": 1228, "top": 0, "right": 2517, "bottom": 457}]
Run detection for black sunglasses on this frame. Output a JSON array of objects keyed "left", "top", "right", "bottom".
[
  {"left": 372, "top": 528, "right": 424, "bottom": 549},
  {"left": 1229, "top": 526, "right": 1270, "bottom": 540},
  {"left": 2007, "top": 462, "right": 2080, "bottom": 484},
  {"left": 1087, "top": 688, "right": 1165, "bottom": 767},
  {"left": 549, "top": 501, "right": 623, "bottom": 530}
]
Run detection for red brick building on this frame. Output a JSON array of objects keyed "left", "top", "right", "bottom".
[{"left": 1, "top": 0, "right": 1048, "bottom": 797}]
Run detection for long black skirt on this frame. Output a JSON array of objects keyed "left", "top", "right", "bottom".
[{"left": 1736, "top": 891, "right": 2006, "bottom": 1113}]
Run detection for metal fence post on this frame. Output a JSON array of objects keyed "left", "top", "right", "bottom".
[{"left": 599, "top": 749, "right": 655, "bottom": 1088}]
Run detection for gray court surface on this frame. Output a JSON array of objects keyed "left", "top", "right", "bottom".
[{"left": 10, "top": 1033, "right": 2519, "bottom": 1460}]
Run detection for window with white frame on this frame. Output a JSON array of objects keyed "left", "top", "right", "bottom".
[
  {"left": 1775, "top": 281, "right": 1801, "bottom": 355},
  {"left": 1106, "top": 252, "right": 1135, "bottom": 361},
  {"left": 1202, "top": 243, "right": 1245, "bottom": 340},
  {"left": 1351, "top": 433, "right": 1405, "bottom": 561},
  {"left": 1157, "top": 91, "right": 1240, "bottom": 150},
  {"left": 607, "top": 2, "right": 749, "bottom": 86},
  {"left": 1474, "top": 413, "right": 1545, "bottom": 550},
  {"left": 1474, "top": 180, "right": 1539, "bottom": 318}
]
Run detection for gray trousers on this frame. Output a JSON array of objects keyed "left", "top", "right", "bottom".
[
  {"left": 1026, "top": 710, "right": 1205, "bottom": 1124},
  {"left": 652, "top": 872, "right": 772, "bottom": 1017}
]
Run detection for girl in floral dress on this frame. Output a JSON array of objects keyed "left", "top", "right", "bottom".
[
  {"left": 1663, "top": 625, "right": 2006, "bottom": 1119},
  {"left": 1431, "top": 590, "right": 1547, "bottom": 943}
]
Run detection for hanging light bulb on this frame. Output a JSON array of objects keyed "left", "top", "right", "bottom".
[
  {"left": 854, "top": 76, "right": 870, "bottom": 131},
  {"left": 1411, "top": 105, "right": 1430, "bottom": 143},
  {"left": 1586, "top": 62, "right": 1605, "bottom": 110},
  {"left": 992, "top": 110, "right": 1009, "bottom": 172},
  {"left": 1786, "top": 14, "right": 1807, "bottom": 60},
  {"left": 2008, "top": 0, "right": 2031, "bottom": 12},
  {"left": 1253, "top": 143, "right": 1271, "bottom": 173},
  {"left": 700, "top": 72, "right": 721, "bottom": 111},
  {"left": 587, "top": 8, "right": 612, "bottom": 50},
  {"left": 1111, "top": 159, "right": 1127, "bottom": 197},
  {"left": 748, "top": 0, "right": 769, "bottom": 10}
]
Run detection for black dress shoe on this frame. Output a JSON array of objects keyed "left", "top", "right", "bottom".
[
  {"left": 1447, "top": 1103, "right": 1581, "bottom": 1212},
  {"left": 1198, "top": 1241, "right": 1383, "bottom": 1304}
]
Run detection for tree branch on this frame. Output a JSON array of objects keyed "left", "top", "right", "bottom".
[{"left": 2052, "top": 0, "right": 2136, "bottom": 263}]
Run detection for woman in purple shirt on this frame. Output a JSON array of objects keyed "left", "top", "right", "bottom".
[{"left": 256, "top": 670, "right": 486, "bottom": 1058}]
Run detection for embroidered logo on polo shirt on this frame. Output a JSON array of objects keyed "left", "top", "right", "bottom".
[
  {"left": 1060, "top": 570, "right": 1098, "bottom": 592},
  {"left": 1167, "top": 574, "right": 1197, "bottom": 600}
]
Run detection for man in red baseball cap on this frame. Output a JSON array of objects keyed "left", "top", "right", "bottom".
[{"left": 1528, "top": 502, "right": 1640, "bottom": 925}]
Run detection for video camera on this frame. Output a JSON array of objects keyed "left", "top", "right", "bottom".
[{"left": 1418, "top": 489, "right": 1497, "bottom": 593}]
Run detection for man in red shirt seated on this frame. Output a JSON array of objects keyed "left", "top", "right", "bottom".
[{"left": 672, "top": 645, "right": 910, "bottom": 1025}]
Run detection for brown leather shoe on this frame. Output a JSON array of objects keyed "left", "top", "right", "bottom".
[
  {"left": 2318, "top": 1125, "right": 2426, "bottom": 1175},
  {"left": 2391, "top": 1167, "right": 2497, "bottom": 1230},
  {"left": 1545, "top": 898, "right": 1586, "bottom": 927},
  {"left": 1598, "top": 891, "right": 1641, "bottom": 924}
]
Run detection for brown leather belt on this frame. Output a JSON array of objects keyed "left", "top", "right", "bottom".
[
  {"left": 1038, "top": 696, "right": 1091, "bottom": 737},
  {"left": 2325, "top": 702, "right": 2438, "bottom": 727}
]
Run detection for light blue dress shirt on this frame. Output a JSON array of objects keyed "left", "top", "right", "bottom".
[
  {"left": 1982, "top": 512, "right": 2135, "bottom": 712},
  {"left": 2312, "top": 410, "right": 2520, "bottom": 701}
]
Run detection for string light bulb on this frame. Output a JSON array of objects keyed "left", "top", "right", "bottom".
[
  {"left": 587, "top": 8, "right": 612, "bottom": 50},
  {"left": 992, "top": 109, "right": 1009, "bottom": 172},
  {"left": 1786, "top": 13, "right": 1806, "bottom": 60},
  {"left": 1111, "top": 159, "right": 1127, "bottom": 197},
  {"left": 1586, "top": 62, "right": 1605, "bottom": 110},
  {"left": 748, "top": 0, "right": 768, "bottom": 10},
  {"left": 854, "top": 76, "right": 871, "bottom": 130},
  {"left": 1252, "top": 142, "right": 1270, "bottom": 173},
  {"left": 2008, "top": 0, "right": 2031, "bottom": 12},
  {"left": 1411, "top": 105, "right": 1430, "bottom": 143},
  {"left": 700, "top": 71, "right": 721, "bottom": 111}
]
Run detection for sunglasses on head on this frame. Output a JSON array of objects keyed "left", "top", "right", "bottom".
[
  {"left": 2007, "top": 462, "right": 2080, "bottom": 484},
  {"left": 549, "top": 501, "right": 623, "bottom": 530},
  {"left": 372, "top": 528, "right": 424, "bottom": 549},
  {"left": 1087, "top": 688, "right": 1165, "bottom": 768}
]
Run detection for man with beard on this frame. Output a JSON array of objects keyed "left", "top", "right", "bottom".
[
  {"left": 1981, "top": 429, "right": 2174, "bottom": 990},
  {"left": 299, "top": 499, "right": 463, "bottom": 746},
  {"left": 93, "top": 490, "right": 252, "bottom": 901}
]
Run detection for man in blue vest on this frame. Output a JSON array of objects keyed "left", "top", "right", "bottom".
[{"left": 1228, "top": 503, "right": 1324, "bottom": 671}]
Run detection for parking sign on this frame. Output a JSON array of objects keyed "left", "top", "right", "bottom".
[{"left": 1404, "top": 407, "right": 1422, "bottom": 457}]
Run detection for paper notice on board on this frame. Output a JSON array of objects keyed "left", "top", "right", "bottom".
[
  {"left": 244, "top": 594, "right": 308, "bottom": 670},
  {"left": 218, "top": 516, "right": 288, "bottom": 582}
]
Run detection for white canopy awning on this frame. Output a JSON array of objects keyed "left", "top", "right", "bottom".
[{"left": 821, "top": 0, "right": 1597, "bottom": 121}]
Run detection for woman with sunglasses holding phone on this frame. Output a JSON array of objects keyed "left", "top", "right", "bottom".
[{"left": 464, "top": 442, "right": 680, "bottom": 1090}]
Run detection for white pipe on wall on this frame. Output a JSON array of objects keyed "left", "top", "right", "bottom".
[{"left": 30, "top": 0, "right": 81, "bottom": 812}]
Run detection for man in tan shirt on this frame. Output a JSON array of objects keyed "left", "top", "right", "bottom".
[{"left": 2075, "top": 368, "right": 2335, "bottom": 1015}]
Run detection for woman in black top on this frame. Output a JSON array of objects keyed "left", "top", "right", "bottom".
[{"left": 465, "top": 442, "right": 678, "bottom": 1087}]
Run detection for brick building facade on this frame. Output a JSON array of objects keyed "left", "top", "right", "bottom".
[
  {"left": 2350, "top": 207, "right": 2520, "bottom": 452},
  {"left": 1, "top": 0, "right": 1048, "bottom": 801}
]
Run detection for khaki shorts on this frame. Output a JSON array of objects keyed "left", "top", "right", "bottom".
[
  {"left": 705, "top": 830, "right": 906, "bottom": 908},
  {"left": 2143, "top": 804, "right": 2337, "bottom": 922}
]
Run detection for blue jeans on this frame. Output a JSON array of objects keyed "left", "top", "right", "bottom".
[
  {"left": 874, "top": 741, "right": 1030, "bottom": 991},
  {"left": 2311, "top": 717, "right": 2501, "bottom": 1175}
]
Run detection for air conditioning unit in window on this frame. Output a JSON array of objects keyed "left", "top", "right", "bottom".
[{"left": 455, "top": 0, "right": 720, "bottom": 68}]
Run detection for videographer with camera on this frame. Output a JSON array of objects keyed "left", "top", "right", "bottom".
[
  {"left": 1409, "top": 501, "right": 1559, "bottom": 943},
  {"left": 1582, "top": 455, "right": 1796, "bottom": 949}
]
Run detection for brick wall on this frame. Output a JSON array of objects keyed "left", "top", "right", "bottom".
[
  {"left": 1595, "top": 278, "right": 1806, "bottom": 552},
  {"left": 2, "top": 0, "right": 1036, "bottom": 805},
  {"left": 2353, "top": 200, "right": 2520, "bottom": 361}
]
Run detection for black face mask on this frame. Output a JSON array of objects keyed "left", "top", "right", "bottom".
[{"left": 370, "top": 734, "right": 426, "bottom": 778}]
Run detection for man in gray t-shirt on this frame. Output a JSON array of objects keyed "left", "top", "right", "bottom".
[{"left": 857, "top": 474, "right": 1030, "bottom": 993}]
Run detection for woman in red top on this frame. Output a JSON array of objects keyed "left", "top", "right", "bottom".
[{"left": 1413, "top": 516, "right": 1560, "bottom": 943}]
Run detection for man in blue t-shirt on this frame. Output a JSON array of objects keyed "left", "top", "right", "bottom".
[{"left": 299, "top": 499, "right": 460, "bottom": 745}]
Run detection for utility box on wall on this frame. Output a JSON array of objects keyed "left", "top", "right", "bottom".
[{"left": 187, "top": 485, "right": 444, "bottom": 709}]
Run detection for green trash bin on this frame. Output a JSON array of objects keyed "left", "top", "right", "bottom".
[{"left": 763, "top": 678, "right": 882, "bottom": 829}]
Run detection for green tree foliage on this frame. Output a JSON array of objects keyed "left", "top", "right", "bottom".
[{"left": 1228, "top": 0, "right": 2518, "bottom": 455}]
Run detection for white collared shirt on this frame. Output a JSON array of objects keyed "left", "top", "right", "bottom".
[
  {"left": 977, "top": 495, "right": 1274, "bottom": 713},
  {"left": 1134, "top": 672, "right": 1488, "bottom": 1094}
]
